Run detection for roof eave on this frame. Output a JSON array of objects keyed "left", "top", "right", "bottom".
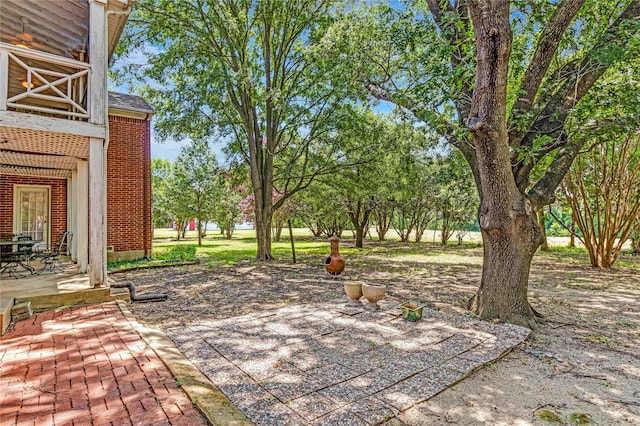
[
  {"left": 107, "top": 0, "right": 134, "bottom": 64},
  {"left": 108, "top": 107, "right": 154, "bottom": 119}
]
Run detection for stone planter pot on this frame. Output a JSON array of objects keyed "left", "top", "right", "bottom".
[
  {"left": 343, "top": 282, "right": 363, "bottom": 305},
  {"left": 325, "top": 236, "right": 345, "bottom": 276},
  {"left": 362, "top": 283, "right": 386, "bottom": 310},
  {"left": 400, "top": 301, "right": 425, "bottom": 322}
]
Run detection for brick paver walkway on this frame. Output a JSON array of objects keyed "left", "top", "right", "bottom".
[{"left": 0, "top": 303, "right": 206, "bottom": 426}]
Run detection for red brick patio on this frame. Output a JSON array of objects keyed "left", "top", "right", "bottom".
[{"left": 0, "top": 303, "right": 207, "bottom": 426}]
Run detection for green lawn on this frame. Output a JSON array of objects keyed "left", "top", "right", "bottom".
[
  {"left": 107, "top": 227, "right": 639, "bottom": 272},
  {"left": 150, "top": 228, "right": 381, "bottom": 263}
]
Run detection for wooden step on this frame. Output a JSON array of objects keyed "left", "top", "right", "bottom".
[{"left": 11, "top": 301, "right": 33, "bottom": 323}]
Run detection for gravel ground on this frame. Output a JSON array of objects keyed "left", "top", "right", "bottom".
[
  {"left": 162, "top": 302, "right": 528, "bottom": 425},
  {"left": 117, "top": 242, "right": 640, "bottom": 425}
]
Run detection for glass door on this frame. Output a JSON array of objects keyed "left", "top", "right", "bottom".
[{"left": 13, "top": 185, "right": 49, "bottom": 244}]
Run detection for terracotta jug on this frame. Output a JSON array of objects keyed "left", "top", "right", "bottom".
[{"left": 325, "top": 236, "right": 345, "bottom": 275}]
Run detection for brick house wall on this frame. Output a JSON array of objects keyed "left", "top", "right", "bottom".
[
  {"left": 0, "top": 176, "right": 67, "bottom": 245},
  {"left": 106, "top": 114, "right": 152, "bottom": 259},
  {"left": 0, "top": 114, "right": 152, "bottom": 261}
]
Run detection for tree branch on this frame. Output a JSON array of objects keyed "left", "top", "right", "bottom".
[
  {"left": 515, "top": 0, "right": 640, "bottom": 197},
  {"left": 508, "top": 0, "right": 586, "bottom": 148}
]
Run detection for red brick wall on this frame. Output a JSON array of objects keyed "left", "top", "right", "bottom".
[
  {"left": 0, "top": 176, "right": 67, "bottom": 246},
  {"left": 107, "top": 115, "right": 152, "bottom": 255}
]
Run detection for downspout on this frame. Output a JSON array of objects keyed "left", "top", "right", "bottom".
[
  {"left": 102, "top": 2, "right": 133, "bottom": 277},
  {"left": 143, "top": 114, "right": 151, "bottom": 257}
]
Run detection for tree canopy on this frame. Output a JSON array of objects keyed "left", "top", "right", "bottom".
[
  {"left": 322, "top": 0, "right": 640, "bottom": 326},
  {"left": 118, "top": 0, "right": 364, "bottom": 259},
  {"left": 117, "top": 0, "right": 640, "bottom": 327}
]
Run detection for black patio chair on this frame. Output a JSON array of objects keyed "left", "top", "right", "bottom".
[
  {"left": 16, "top": 234, "right": 35, "bottom": 271},
  {"left": 34, "top": 232, "right": 72, "bottom": 274}
]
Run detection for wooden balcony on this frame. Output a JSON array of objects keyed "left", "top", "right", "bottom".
[{"left": 0, "top": 42, "right": 90, "bottom": 121}]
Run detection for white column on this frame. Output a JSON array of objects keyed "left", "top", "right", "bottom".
[
  {"left": 0, "top": 49, "right": 8, "bottom": 110},
  {"left": 76, "top": 160, "right": 88, "bottom": 272},
  {"left": 89, "top": 0, "right": 106, "bottom": 126},
  {"left": 88, "top": 0, "right": 107, "bottom": 287},
  {"left": 88, "top": 138, "right": 105, "bottom": 287},
  {"left": 70, "top": 171, "right": 78, "bottom": 262}
]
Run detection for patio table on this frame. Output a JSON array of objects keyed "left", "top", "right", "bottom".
[{"left": 0, "top": 240, "right": 42, "bottom": 278}]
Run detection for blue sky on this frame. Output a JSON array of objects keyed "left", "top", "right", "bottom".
[{"left": 109, "top": 48, "right": 190, "bottom": 162}]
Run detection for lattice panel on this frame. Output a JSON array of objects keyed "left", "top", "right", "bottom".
[
  {"left": 0, "top": 126, "right": 88, "bottom": 158},
  {"left": 0, "top": 151, "right": 77, "bottom": 170},
  {"left": 0, "top": 165, "right": 71, "bottom": 178}
]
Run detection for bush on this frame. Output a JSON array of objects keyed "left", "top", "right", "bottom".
[{"left": 154, "top": 244, "right": 197, "bottom": 260}]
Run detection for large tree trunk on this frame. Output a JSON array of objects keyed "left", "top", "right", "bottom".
[
  {"left": 251, "top": 166, "right": 275, "bottom": 259},
  {"left": 255, "top": 217, "right": 273, "bottom": 259},
  {"left": 248, "top": 123, "right": 275, "bottom": 259},
  {"left": 468, "top": 198, "right": 544, "bottom": 328},
  {"left": 466, "top": 0, "right": 542, "bottom": 328}
]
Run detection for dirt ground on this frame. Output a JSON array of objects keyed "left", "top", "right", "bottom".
[{"left": 117, "top": 243, "right": 640, "bottom": 425}]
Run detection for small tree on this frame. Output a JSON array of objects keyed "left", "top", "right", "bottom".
[
  {"left": 151, "top": 158, "right": 174, "bottom": 228},
  {"left": 272, "top": 193, "right": 300, "bottom": 242},
  {"left": 173, "top": 141, "right": 219, "bottom": 246},
  {"left": 432, "top": 152, "right": 479, "bottom": 245},
  {"left": 296, "top": 188, "right": 349, "bottom": 238},
  {"left": 560, "top": 56, "right": 640, "bottom": 266},
  {"left": 211, "top": 166, "right": 249, "bottom": 240},
  {"left": 382, "top": 118, "right": 434, "bottom": 243},
  {"left": 315, "top": 110, "right": 394, "bottom": 247},
  {"left": 373, "top": 198, "right": 394, "bottom": 241},
  {"left": 163, "top": 165, "right": 193, "bottom": 241},
  {"left": 536, "top": 208, "right": 550, "bottom": 252},
  {"left": 562, "top": 134, "right": 640, "bottom": 267}
]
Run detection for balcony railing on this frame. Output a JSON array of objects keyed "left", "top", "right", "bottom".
[{"left": 0, "top": 43, "right": 91, "bottom": 120}]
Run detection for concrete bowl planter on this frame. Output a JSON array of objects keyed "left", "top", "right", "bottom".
[
  {"left": 362, "top": 283, "right": 386, "bottom": 310},
  {"left": 400, "top": 301, "right": 425, "bottom": 321},
  {"left": 344, "top": 282, "right": 363, "bottom": 305}
]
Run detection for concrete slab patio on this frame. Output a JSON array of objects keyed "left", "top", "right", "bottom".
[
  {"left": 0, "top": 303, "right": 208, "bottom": 426},
  {"left": 0, "top": 260, "right": 128, "bottom": 334},
  {"left": 169, "top": 300, "right": 531, "bottom": 426}
]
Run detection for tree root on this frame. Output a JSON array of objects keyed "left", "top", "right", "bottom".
[
  {"left": 256, "top": 254, "right": 275, "bottom": 261},
  {"left": 531, "top": 305, "right": 545, "bottom": 319},
  {"left": 468, "top": 292, "right": 542, "bottom": 329}
]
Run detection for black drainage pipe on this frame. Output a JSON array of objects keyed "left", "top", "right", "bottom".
[{"left": 111, "top": 280, "right": 168, "bottom": 303}]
